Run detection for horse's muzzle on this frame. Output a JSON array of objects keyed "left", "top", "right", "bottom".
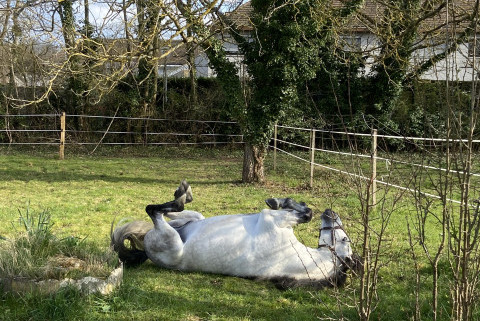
[{"left": 344, "top": 253, "right": 363, "bottom": 276}]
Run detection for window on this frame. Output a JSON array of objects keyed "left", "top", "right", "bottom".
[
  {"left": 342, "top": 36, "right": 362, "bottom": 52},
  {"left": 468, "top": 38, "right": 480, "bottom": 57}
]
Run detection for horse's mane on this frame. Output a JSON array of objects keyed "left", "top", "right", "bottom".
[
  {"left": 110, "top": 219, "right": 153, "bottom": 266},
  {"left": 265, "top": 253, "right": 363, "bottom": 290},
  {"left": 267, "top": 266, "right": 348, "bottom": 290}
]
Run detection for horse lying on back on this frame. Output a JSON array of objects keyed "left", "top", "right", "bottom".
[{"left": 111, "top": 180, "right": 361, "bottom": 288}]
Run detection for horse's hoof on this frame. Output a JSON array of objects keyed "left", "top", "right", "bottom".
[
  {"left": 174, "top": 180, "right": 193, "bottom": 204},
  {"left": 265, "top": 198, "right": 280, "bottom": 209}
]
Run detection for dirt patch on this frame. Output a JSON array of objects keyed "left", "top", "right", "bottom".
[
  {"left": 43, "top": 255, "right": 88, "bottom": 277},
  {"left": 0, "top": 262, "right": 123, "bottom": 295}
]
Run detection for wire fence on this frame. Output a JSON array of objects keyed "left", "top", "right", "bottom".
[
  {"left": 271, "top": 124, "right": 480, "bottom": 207},
  {"left": 0, "top": 113, "right": 244, "bottom": 151},
  {"left": 3, "top": 113, "right": 479, "bottom": 206}
]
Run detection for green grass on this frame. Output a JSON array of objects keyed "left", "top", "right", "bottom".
[{"left": 0, "top": 146, "right": 474, "bottom": 320}]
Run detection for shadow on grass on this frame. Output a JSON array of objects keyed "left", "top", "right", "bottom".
[
  {"left": 0, "top": 265, "right": 351, "bottom": 321},
  {"left": 108, "top": 268, "right": 349, "bottom": 321},
  {"left": 0, "top": 169, "right": 242, "bottom": 186}
]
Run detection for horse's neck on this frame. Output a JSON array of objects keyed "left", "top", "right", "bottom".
[{"left": 284, "top": 239, "right": 340, "bottom": 281}]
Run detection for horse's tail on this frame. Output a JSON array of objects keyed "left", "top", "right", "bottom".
[{"left": 110, "top": 219, "right": 153, "bottom": 266}]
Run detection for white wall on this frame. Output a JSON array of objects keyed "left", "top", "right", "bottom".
[{"left": 356, "top": 33, "right": 480, "bottom": 82}]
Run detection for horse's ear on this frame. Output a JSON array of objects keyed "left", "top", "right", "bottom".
[{"left": 265, "top": 198, "right": 280, "bottom": 209}]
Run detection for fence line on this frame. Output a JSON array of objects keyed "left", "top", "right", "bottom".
[
  {"left": 69, "top": 141, "right": 243, "bottom": 146},
  {"left": 1, "top": 114, "right": 476, "bottom": 207},
  {"left": 273, "top": 145, "right": 464, "bottom": 205},
  {"left": 1, "top": 114, "right": 238, "bottom": 124},
  {"left": 0, "top": 114, "right": 244, "bottom": 156},
  {"left": 65, "top": 130, "right": 243, "bottom": 137},
  {"left": 1, "top": 114, "right": 59, "bottom": 117},
  {"left": 276, "top": 124, "right": 480, "bottom": 143},
  {"left": 6, "top": 114, "right": 477, "bottom": 145},
  {"left": 0, "top": 142, "right": 58, "bottom": 145},
  {"left": 0, "top": 129, "right": 60, "bottom": 132},
  {"left": 275, "top": 137, "right": 480, "bottom": 178},
  {"left": 67, "top": 114, "right": 238, "bottom": 124},
  {"left": 272, "top": 124, "right": 480, "bottom": 207}
]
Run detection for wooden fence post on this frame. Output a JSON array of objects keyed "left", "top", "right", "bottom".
[
  {"left": 371, "top": 128, "right": 377, "bottom": 207},
  {"left": 310, "top": 129, "right": 316, "bottom": 188},
  {"left": 59, "top": 112, "right": 66, "bottom": 160},
  {"left": 144, "top": 119, "right": 148, "bottom": 146},
  {"left": 321, "top": 130, "right": 324, "bottom": 150},
  {"left": 273, "top": 123, "right": 277, "bottom": 171}
]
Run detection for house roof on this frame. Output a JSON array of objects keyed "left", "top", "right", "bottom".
[
  {"left": 225, "top": 2, "right": 253, "bottom": 31},
  {"left": 343, "top": 0, "right": 476, "bottom": 34},
  {"left": 159, "top": 40, "right": 203, "bottom": 65},
  {"left": 226, "top": 0, "right": 477, "bottom": 34},
  {"left": 99, "top": 38, "right": 202, "bottom": 66}
]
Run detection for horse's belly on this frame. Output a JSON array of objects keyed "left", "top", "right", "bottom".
[
  {"left": 176, "top": 216, "right": 276, "bottom": 276},
  {"left": 181, "top": 248, "right": 257, "bottom": 276},
  {"left": 181, "top": 242, "right": 333, "bottom": 280},
  {"left": 180, "top": 232, "right": 262, "bottom": 276},
  {"left": 172, "top": 214, "right": 335, "bottom": 281},
  {"left": 179, "top": 233, "right": 303, "bottom": 278}
]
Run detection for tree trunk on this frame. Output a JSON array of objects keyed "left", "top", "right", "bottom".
[
  {"left": 136, "top": 0, "right": 158, "bottom": 118},
  {"left": 242, "top": 143, "right": 266, "bottom": 183},
  {"left": 188, "top": 44, "right": 197, "bottom": 108},
  {"left": 186, "top": 0, "right": 197, "bottom": 109}
]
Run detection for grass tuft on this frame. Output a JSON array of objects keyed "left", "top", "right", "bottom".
[{"left": 0, "top": 206, "right": 118, "bottom": 281}]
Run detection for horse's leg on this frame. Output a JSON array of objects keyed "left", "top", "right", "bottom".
[
  {"left": 146, "top": 201, "right": 184, "bottom": 214},
  {"left": 263, "top": 198, "right": 313, "bottom": 228},
  {"left": 145, "top": 180, "right": 194, "bottom": 215},
  {"left": 265, "top": 198, "right": 307, "bottom": 212},
  {"left": 165, "top": 210, "right": 204, "bottom": 221},
  {"left": 144, "top": 213, "right": 184, "bottom": 268},
  {"left": 164, "top": 210, "right": 205, "bottom": 228},
  {"left": 174, "top": 180, "right": 193, "bottom": 204}
]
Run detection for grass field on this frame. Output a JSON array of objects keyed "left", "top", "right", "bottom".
[{"left": 0, "top": 146, "right": 476, "bottom": 320}]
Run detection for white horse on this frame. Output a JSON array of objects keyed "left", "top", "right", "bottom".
[{"left": 112, "top": 181, "right": 361, "bottom": 288}]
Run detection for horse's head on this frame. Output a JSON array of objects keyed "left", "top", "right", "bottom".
[
  {"left": 318, "top": 209, "right": 351, "bottom": 255},
  {"left": 318, "top": 209, "right": 362, "bottom": 285}
]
